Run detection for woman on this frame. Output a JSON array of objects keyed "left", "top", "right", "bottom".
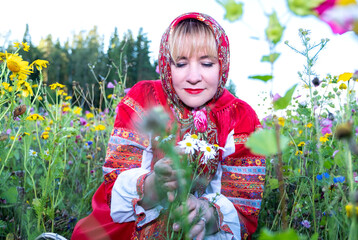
[{"left": 72, "top": 12, "right": 265, "bottom": 240}]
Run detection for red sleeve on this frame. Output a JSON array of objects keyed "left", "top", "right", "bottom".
[
  {"left": 102, "top": 81, "right": 159, "bottom": 206},
  {"left": 220, "top": 102, "right": 265, "bottom": 240}
]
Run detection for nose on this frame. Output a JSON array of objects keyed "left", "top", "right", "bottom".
[{"left": 186, "top": 65, "right": 202, "bottom": 84}]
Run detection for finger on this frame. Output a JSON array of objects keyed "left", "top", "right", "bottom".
[
  {"left": 189, "top": 221, "right": 205, "bottom": 239},
  {"left": 172, "top": 222, "right": 181, "bottom": 232},
  {"left": 167, "top": 191, "right": 176, "bottom": 202},
  {"left": 163, "top": 181, "right": 178, "bottom": 191}
]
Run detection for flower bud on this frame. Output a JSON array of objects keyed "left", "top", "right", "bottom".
[
  {"left": 312, "top": 77, "right": 320, "bottom": 87},
  {"left": 13, "top": 104, "right": 27, "bottom": 119}
]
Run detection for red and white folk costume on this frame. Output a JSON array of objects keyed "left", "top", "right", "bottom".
[{"left": 72, "top": 12, "right": 265, "bottom": 240}]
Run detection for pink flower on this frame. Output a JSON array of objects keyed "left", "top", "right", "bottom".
[
  {"left": 193, "top": 108, "right": 208, "bottom": 133},
  {"left": 272, "top": 93, "right": 281, "bottom": 102},
  {"left": 107, "top": 82, "right": 115, "bottom": 89}
]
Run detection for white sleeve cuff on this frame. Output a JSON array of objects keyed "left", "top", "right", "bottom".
[
  {"left": 202, "top": 193, "right": 241, "bottom": 240},
  {"left": 110, "top": 168, "right": 163, "bottom": 226}
]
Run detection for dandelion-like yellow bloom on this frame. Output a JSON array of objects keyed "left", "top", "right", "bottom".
[
  {"left": 295, "top": 150, "right": 303, "bottom": 156},
  {"left": 345, "top": 203, "right": 358, "bottom": 218},
  {"left": 297, "top": 142, "right": 305, "bottom": 147},
  {"left": 94, "top": 124, "right": 106, "bottom": 131},
  {"left": 49, "top": 82, "right": 65, "bottom": 90},
  {"left": 30, "top": 59, "right": 49, "bottom": 71},
  {"left": 2, "top": 82, "right": 13, "bottom": 92},
  {"left": 338, "top": 72, "right": 353, "bottom": 82},
  {"left": 305, "top": 123, "right": 313, "bottom": 128},
  {"left": 41, "top": 132, "right": 49, "bottom": 140},
  {"left": 6, "top": 53, "right": 32, "bottom": 80},
  {"left": 22, "top": 42, "right": 30, "bottom": 52},
  {"left": 26, "top": 114, "right": 45, "bottom": 121},
  {"left": 339, "top": 83, "right": 347, "bottom": 90},
  {"left": 65, "top": 96, "right": 72, "bottom": 100},
  {"left": 320, "top": 135, "right": 329, "bottom": 143},
  {"left": 73, "top": 107, "right": 82, "bottom": 115},
  {"left": 278, "top": 117, "right": 285, "bottom": 127},
  {"left": 86, "top": 112, "right": 94, "bottom": 119},
  {"left": 16, "top": 80, "right": 33, "bottom": 97}
]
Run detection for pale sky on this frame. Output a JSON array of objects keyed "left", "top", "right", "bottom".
[{"left": 2, "top": 0, "right": 358, "bottom": 118}]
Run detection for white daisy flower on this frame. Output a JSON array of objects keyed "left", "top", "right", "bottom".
[
  {"left": 177, "top": 134, "right": 198, "bottom": 155},
  {"left": 44, "top": 149, "right": 49, "bottom": 156},
  {"left": 162, "top": 134, "right": 174, "bottom": 142},
  {"left": 29, "top": 149, "right": 38, "bottom": 157},
  {"left": 199, "top": 142, "right": 217, "bottom": 164}
]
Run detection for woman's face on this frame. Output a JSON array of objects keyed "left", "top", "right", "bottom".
[{"left": 171, "top": 52, "right": 220, "bottom": 109}]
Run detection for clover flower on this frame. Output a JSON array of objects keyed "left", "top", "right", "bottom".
[{"left": 301, "top": 220, "right": 311, "bottom": 228}]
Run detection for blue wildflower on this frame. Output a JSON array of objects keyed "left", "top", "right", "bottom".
[
  {"left": 323, "top": 172, "right": 330, "bottom": 179},
  {"left": 316, "top": 174, "right": 323, "bottom": 180},
  {"left": 333, "top": 176, "right": 345, "bottom": 183}
]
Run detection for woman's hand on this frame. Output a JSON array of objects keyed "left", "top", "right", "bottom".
[
  {"left": 139, "top": 158, "right": 182, "bottom": 209},
  {"left": 172, "top": 195, "right": 218, "bottom": 240},
  {"left": 153, "top": 158, "right": 179, "bottom": 201}
]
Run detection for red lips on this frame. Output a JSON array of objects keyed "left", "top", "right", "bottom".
[{"left": 184, "top": 88, "right": 204, "bottom": 94}]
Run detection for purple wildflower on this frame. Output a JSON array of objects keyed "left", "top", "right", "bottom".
[
  {"left": 332, "top": 150, "right": 339, "bottom": 158},
  {"left": 272, "top": 93, "right": 281, "bottom": 102},
  {"left": 107, "top": 82, "right": 115, "bottom": 89},
  {"left": 6, "top": 129, "right": 11, "bottom": 134},
  {"left": 301, "top": 220, "right": 311, "bottom": 228},
  {"left": 79, "top": 117, "right": 87, "bottom": 126}
]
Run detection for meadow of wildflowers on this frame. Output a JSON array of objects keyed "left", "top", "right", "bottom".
[{"left": 1, "top": 0, "right": 358, "bottom": 239}]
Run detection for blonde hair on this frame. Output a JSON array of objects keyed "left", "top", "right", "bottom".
[{"left": 169, "top": 19, "right": 217, "bottom": 64}]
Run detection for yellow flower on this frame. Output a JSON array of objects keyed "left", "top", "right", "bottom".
[
  {"left": 6, "top": 53, "right": 32, "bottom": 80},
  {"left": 86, "top": 112, "right": 94, "bottom": 119},
  {"left": 338, "top": 72, "right": 353, "bottom": 82},
  {"left": 45, "top": 127, "right": 51, "bottom": 131},
  {"left": 49, "top": 82, "right": 65, "bottom": 90},
  {"left": 65, "top": 96, "right": 72, "bottom": 100},
  {"left": 298, "top": 130, "right": 303, "bottom": 135},
  {"left": 26, "top": 114, "right": 45, "bottom": 121},
  {"left": 37, "top": 96, "right": 43, "bottom": 101},
  {"left": 73, "top": 107, "right": 82, "bottom": 115},
  {"left": 94, "top": 124, "right": 106, "bottom": 131},
  {"left": 345, "top": 203, "right": 358, "bottom": 218},
  {"left": 305, "top": 123, "right": 313, "bottom": 128},
  {"left": 295, "top": 150, "right": 303, "bottom": 156},
  {"left": 278, "top": 117, "right": 285, "bottom": 127},
  {"left": 339, "top": 83, "right": 347, "bottom": 90},
  {"left": 14, "top": 42, "right": 21, "bottom": 48},
  {"left": 22, "top": 42, "right": 30, "bottom": 52},
  {"left": 320, "top": 135, "right": 329, "bottom": 143},
  {"left": 107, "top": 94, "right": 113, "bottom": 99},
  {"left": 41, "top": 132, "right": 49, "bottom": 140},
  {"left": 297, "top": 141, "right": 305, "bottom": 147},
  {"left": 337, "top": 0, "right": 356, "bottom": 5},
  {"left": 16, "top": 80, "right": 34, "bottom": 97},
  {"left": 32, "top": 84, "right": 38, "bottom": 88},
  {"left": 191, "top": 134, "right": 198, "bottom": 139},
  {"left": 30, "top": 59, "right": 49, "bottom": 71}
]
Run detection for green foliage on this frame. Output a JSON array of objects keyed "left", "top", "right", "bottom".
[
  {"left": 245, "top": 128, "right": 289, "bottom": 156},
  {"left": 265, "top": 11, "right": 285, "bottom": 44},
  {"left": 216, "top": 0, "right": 243, "bottom": 22},
  {"left": 273, "top": 84, "right": 298, "bottom": 110},
  {"left": 249, "top": 75, "right": 273, "bottom": 82}
]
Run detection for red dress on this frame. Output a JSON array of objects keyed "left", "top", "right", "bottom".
[{"left": 72, "top": 12, "right": 265, "bottom": 240}]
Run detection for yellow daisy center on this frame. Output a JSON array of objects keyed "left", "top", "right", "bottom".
[
  {"left": 206, "top": 146, "right": 211, "bottom": 152},
  {"left": 186, "top": 142, "right": 192, "bottom": 147}
]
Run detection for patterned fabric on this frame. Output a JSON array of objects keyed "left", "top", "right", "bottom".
[{"left": 72, "top": 12, "right": 265, "bottom": 240}]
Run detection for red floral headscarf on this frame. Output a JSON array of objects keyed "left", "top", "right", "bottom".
[{"left": 158, "top": 12, "right": 230, "bottom": 108}]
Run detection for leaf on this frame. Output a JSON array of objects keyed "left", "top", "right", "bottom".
[
  {"left": 261, "top": 53, "right": 280, "bottom": 63},
  {"left": 268, "top": 178, "right": 278, "bottom": 190},
  {"left": 334, "top": 151, "right": 345, "bottom": 167},
  {"left": 274, "top": 84, "right": 298, "bottom": 110},
  {"left": 216, "top": 0, "right": 243, "bottom": 22},
  {"left": 259, "top": 228, "right": 300, "bottom": 240},
  {"left": 311, "top": 232, "right": 319, "bottom": 240},
  {"left": 2, "top": 187, "right": 18, "bottom": 204},
  {"left": 248, "top": 75, "right": 273, "bottom": 82},
  {"left": 245, "top": 128, "right": 289, "bottom": 156},
  {"left": 265, "top": 11, "right": 285, "bottom": 44}
]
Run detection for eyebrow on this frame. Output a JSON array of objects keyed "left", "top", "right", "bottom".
[{"left": 175, "top": 55, "right": 218, "bottom": 61}]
